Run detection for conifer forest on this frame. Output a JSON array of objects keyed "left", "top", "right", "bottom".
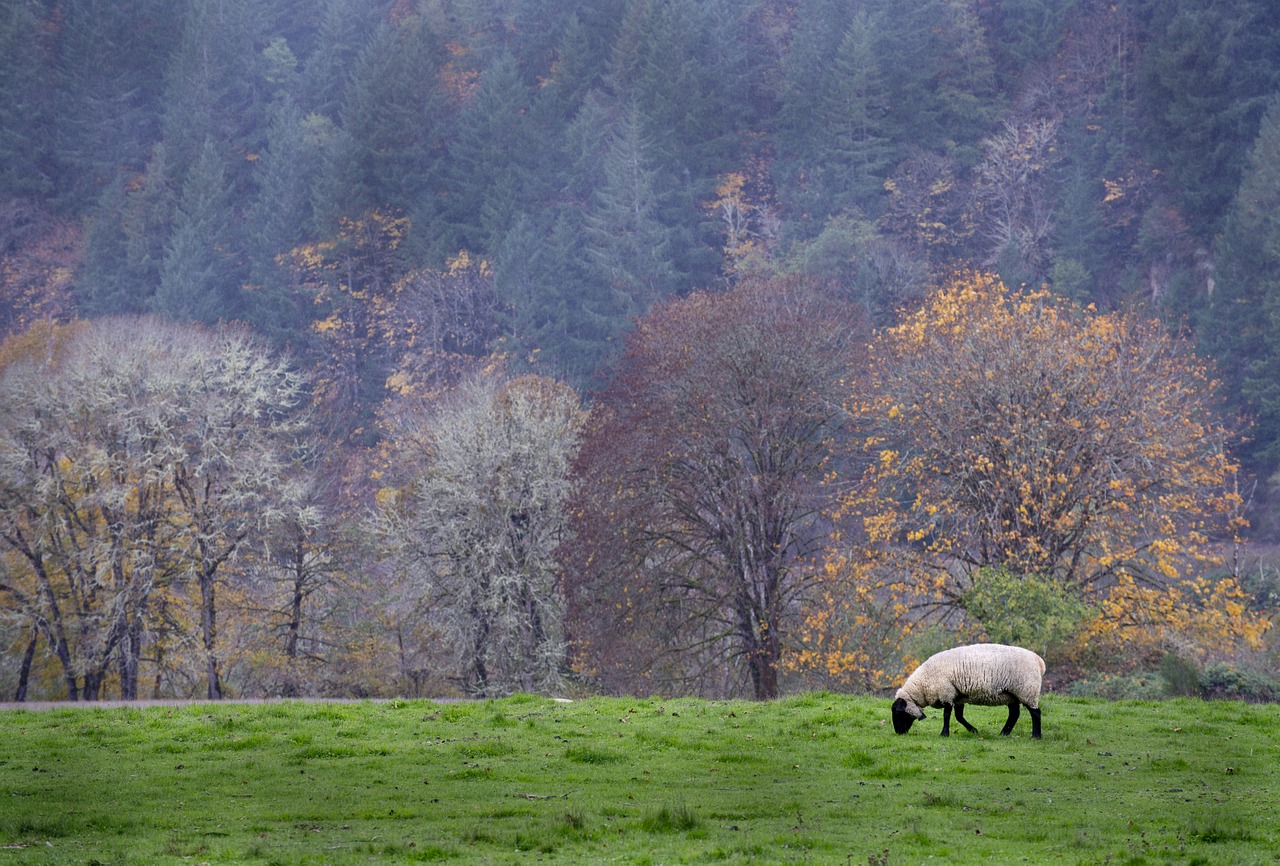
[{"left": 2, "top": 0, "right": 1279, "bottom": 702}]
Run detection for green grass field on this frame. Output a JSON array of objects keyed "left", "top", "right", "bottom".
[{"left": 1, "top": 693, "right": 1276, "bottom": 864}]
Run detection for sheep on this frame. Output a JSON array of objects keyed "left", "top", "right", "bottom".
[{"left": 891, "top": 643, "right": 1044, "bottom": 739}]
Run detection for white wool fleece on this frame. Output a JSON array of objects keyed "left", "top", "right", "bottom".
[{"left": 896, "top": 643, "right": 1045, "bottom": 711}]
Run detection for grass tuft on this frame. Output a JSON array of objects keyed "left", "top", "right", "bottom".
[{"left": 640, "top": 803, "right": 702, "bottom": 833}]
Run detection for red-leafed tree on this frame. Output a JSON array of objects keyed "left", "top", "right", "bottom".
[{"left": 567, "top": 275, "right": 865, "bottom": 699}]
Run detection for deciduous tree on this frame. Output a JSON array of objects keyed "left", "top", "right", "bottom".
[
  {"left": 0, "top": 319, "right": 308, "bottom": 700},
  {"left": 569, "top": 276, "right": 863, "bottom": 699},
  {"left": 828, "top": 271, "right": 1262, "bottom": 675},
  {"left": 380, "top": 373, "right": 585, "bottom": 697}
]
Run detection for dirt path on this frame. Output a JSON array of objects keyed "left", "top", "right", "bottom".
[{"left": 0, "top": 697, "right": 453, "bottom": 711}]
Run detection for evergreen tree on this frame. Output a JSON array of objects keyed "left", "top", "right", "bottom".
[
  {"left": 1206, "top": 98, "right": 1280, "bottom": 472},
  {"left": 243, "top": 98, "right": 323, "bottom": 341},
  {"left": 1133, "top": 0, "right": 1280, "bottom": 241},
  {"left": 581, "top": 108, "right": 681, "bottom": 351},
  {"left": 300, "top": 0, "right": 389, "bottom": 117},
  {"left": 978, "top": 0, "right": 1080, "bottom": 89},
  {"left": 0, "top": 0, "right": 54, "bottom": 198},
  {"left": 79, "top": 143, "right": 178, "bottom": 315},
  {"left": 773, "top": 0, "right": 847, "bottom": 232},
  {"left": 336, "top": 15, "right": 450, "bottom": 246},
  {"left": 80, "top": 175, "right": 137, "bottom": 315},
  {"left": 535, "top": 8, "right": 620, "bottom": 121},
  {"left": 879, "top": 0, "right": 999, "bottom": 161},
  {"left": 445, "top": 52, "right": 541, "bottom": 255},
  {"left": 161, "top": 0, "right": 273, "bottom": 184},
  {"left": 154, "top": 138, "right": 240, "bottom": 323},
  {"left": 492, "top": 213, "right": 570, "bottom": 373},
  {"left": 802, "top": 11, "right": 896, "bottom": 220},
  {"left": 51, "top": 0, "right": 178, "bottom": 208}
]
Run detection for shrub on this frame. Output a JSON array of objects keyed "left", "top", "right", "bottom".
[
  {"left": 1063, "top": 672, "right": 1166, "bottom": 701},
  {"left": 962, "top": 568, "right": 1092, "bottom": 658},
  {"left": 1198, "top": 662, "right": 1278, "bottom": 702}
]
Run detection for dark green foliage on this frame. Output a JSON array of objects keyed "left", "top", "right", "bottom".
[
  {"left": 0, "top": 1, "right": 54, "bottom": 199},
  {"left": 445, "top": 52, "right": 543, "bottom": 255},
  {"left": 79, "top": 143, "right": 178, "bottom": 315},
  {"left": 160, "top": 0, "right": 274, "bottom": 185},
  {"left": 50, "top": 0, "right": 179, "bottom": 208},
  {"left": 154, "top": 138, "right": 241, "bottom": 323},
  {"left": 3, "top": 0, "right": 1275, "bottom": 530},
  {"left": 1206, "top": 98, "right": 1280, "bottom": 472},
  {"left": 1199, "top": 662, "right": 1278, "bottom": 703},
  {"left": 1133, "top": 0, "right": 1280, "bottom": 241},
  {"left": 300, "top": 0, "right": 390, "bottom": 117},
  {"left": 775, "top": 6, "right": 895, "bottom": 226},
  {"left": 242, "top": 99, "right": 323, "bottom": 341},
  {"left": 961, "top": 568, "right": 1092, "bottom": 658},
  {"left": 335, "top": 14, "right": 449, "bottom": 240},
  {"left": 1161, "top": 654, "right": 1279, "bottom": 702},
  {"left": 1160, "top": 652, "right": 1201, "bottom": 697}
]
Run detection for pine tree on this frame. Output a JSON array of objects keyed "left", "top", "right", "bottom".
[
  {"left": 1134, "top": 0, "right": 1280, "bottom": 241},
  {"left": 445, "top": 52, "right": 541, "bottom": 255},
  {"left": 337, "top": 15, "right": 450, "bottom": 244},
  {"left": 879, "top": 0, "right": 999, "bottom": 159},
  {"left": 820, "top": 12, "right": 894, "bottom": 215},
  {"left": 300, "top": 0, "right": 389, "bottom": 117},
  {"left": 161, "top": 0, "right": 273, "bottom": 183},
  {"left": 1206, "top": 98, "right": 1280, "bottom": 472},
  {"left": 154, "top": 138, "right": 240, "bottom": 323},
  {"left": 581, "top": 108, "right": 681, "bottom": 344},
  {"left": 51, "top": 0, "right": 178, "bottom": 208},
  {"left": 0, "top": 0, "right": 53, "bottom": 198},
  {"left": 242, "top": 98, "right": 323, "bottom": 341}
]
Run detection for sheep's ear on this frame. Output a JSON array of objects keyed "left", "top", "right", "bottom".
[{"left": 895, "top": 698, "right": 925, "bottom": 720}]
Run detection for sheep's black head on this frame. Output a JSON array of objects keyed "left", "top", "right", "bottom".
[{"left": 891, "top": 697, "right": 925, "bottom": 734}]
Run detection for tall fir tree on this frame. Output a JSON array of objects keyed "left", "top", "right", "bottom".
[
  {"left": 51, "top": 0, "right": 178, "bottom": 208},
  {"left": 161, "top": 0, "right": 273, "bottom": 184},
  {"left": 154, "top": 138, "right": 240, "bottom": 323},
  {"left": 0, "top": 0, "right": 54, "bottom": 198},
  {"left": 1205, "top": 98, "right": 1280, "bottom": 473},
  {"left": 299, "top": 0, "right": 389, "bottom": 117},
  {"left": 445, "top": 52, "right": 542, "bottom": 256},
  {"left": 336, "top": 14, "right": 450, "bottom": 253},
  {"left": 242, "top": 98, "right": 323, "bottom": 342},
  {"left": 1133, "top": 0, "right": 1280, "bottom": 242},
  {"left": 581, "top": 108, "right": 682, "bottom": 352}
]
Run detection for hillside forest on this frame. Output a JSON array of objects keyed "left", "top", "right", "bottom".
[{"left": 2, "top": 0, "right": 1279, "bottom": 702}]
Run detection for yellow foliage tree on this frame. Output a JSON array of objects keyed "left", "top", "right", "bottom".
[{"left": 811, "top": 271, "right": 1264, "bottom": 683}]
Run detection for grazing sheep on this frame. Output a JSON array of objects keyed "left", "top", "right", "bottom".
[{"left": 891, "top": 643, "right": 1044, "bottom": 738}]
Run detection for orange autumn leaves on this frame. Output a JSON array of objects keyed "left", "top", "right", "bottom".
[{"left": 795, "top": 271, "right": 1265, "bottom": 686}]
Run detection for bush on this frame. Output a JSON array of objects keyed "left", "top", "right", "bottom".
[
  {"left": 1063, "top": 672, "right": 1166, "bottom": 701},
  {"left": 1160, "top": 653, "right": 1201, "bottom": 697},
  {"left": 1157, "top": 653, "right": 1278, "bottom": 702},
  {"left": 961, "top": 568, "right": 1092, "bottom": 658},
  {"left": 1198, "top": 662, "right": 1278, "bottom": 702}
]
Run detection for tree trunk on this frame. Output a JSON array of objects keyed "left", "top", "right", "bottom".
[
  {"left": 119, "top": 603, "right": 146, "bottom": 700},
  {"left": 82, "top": 671, "right": 102, "bottom": 701},
  {"left": 14, "top": 631, "right": 37, "bottom": 701},
  {"left": 201, "top": 569, "right": 223, "bottom": 700}
]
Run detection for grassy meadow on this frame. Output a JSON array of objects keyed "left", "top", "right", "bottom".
[{"left": 0, "top": 693, "right": 1277, "bottom": 864}]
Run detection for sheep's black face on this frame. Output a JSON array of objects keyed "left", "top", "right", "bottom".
[{"left": 891, "top": 698, "right": 917, "bottom": 734}]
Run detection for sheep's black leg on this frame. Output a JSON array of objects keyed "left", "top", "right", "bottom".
[
  {"left": 1028, "top": 706, "right": 1042, "bottom": 739},
  {"left": 940, "top": 704, "right": 952, "bottom": 736},
  {"left": 953, "top": 703, "right": 979, "bottom": 734},
  {"left": 1000, "top": 702, "right": 1021, "bottom": 736}
]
